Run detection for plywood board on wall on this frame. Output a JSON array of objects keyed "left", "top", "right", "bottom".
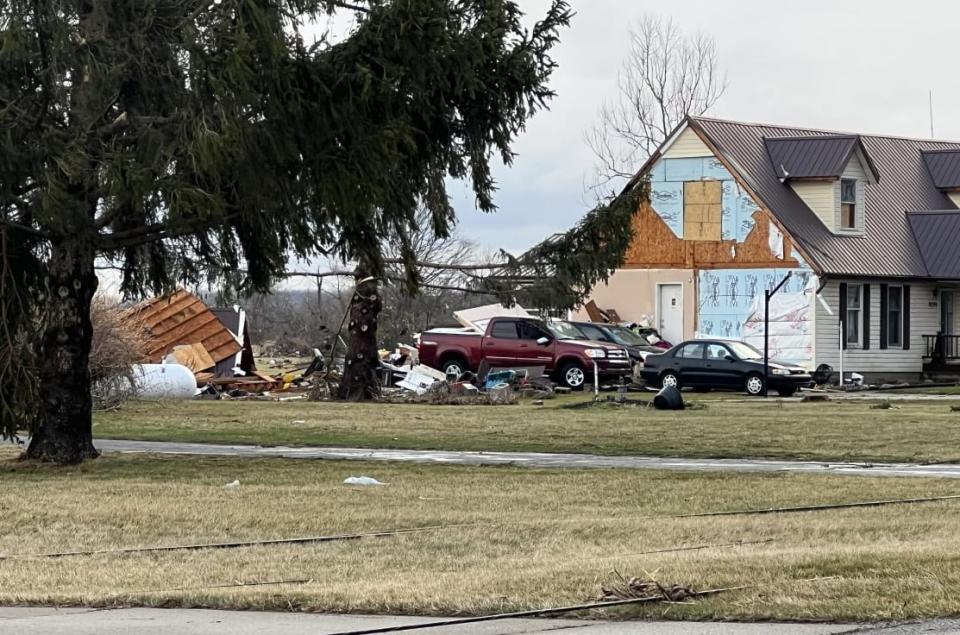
[{"left": 624, "top": 201, "right": 800, "bottom": 270}]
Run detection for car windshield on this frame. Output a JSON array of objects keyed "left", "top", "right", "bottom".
[
  {"left": 727, "top": 341, "right": 763, "bottom": 360},
  {"left": 546, "top": 321, "right": 584, "bottom": 340},
  {"left": 605, "top": 326, "right": 649, "bottom": 346}
]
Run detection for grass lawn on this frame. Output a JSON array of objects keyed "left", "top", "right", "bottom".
[
  {"left": 1, "top": 451, "right": 959, "bottom": 622},
  {"left": 94, "top": 396, "right": 960, "bottom": 464}
]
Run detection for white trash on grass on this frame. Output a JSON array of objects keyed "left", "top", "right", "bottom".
[
  {"left": 224, "top": 480, "right": 240, "bottom": 488},
  {"left": 343, "top": 476, "right": 387, "bottom": 486}
]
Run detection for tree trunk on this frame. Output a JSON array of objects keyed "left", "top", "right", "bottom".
[
  {"left": 25, "top": 238, "right": 100, "bottom": 463},
  {"left": 339, "top": 264, "right": 383, "bottom": 402}
]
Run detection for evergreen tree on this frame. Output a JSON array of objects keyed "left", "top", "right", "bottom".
[{"left": 0, "top": 0, "right": 573, "bottom": 462}]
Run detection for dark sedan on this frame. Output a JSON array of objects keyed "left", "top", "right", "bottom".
[{"left": 640, "top": 339, "right": 812, "bottom": 396}]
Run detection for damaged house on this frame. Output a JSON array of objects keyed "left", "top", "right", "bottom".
[
  {"left": 578, "top": 116, "right": 960, "bottom": 382},
  {"left": 126, "top": 289, "right": 257, "bottom": 380}
]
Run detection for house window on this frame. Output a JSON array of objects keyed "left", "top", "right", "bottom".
[
  {"left": 887, "top": 286, "right": 903, "bottom": 347},
  {"left": 683, "top": 180, "right": 722, "bottom": 241},
  {"left": 840, "top": 178, "right": 857, "bottom": 229},
  {"left": 846, "top": 284, "right": 862, "bottom": 344}
]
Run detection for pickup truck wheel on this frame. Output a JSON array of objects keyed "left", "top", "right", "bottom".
[
  {"left": 440, "top": 358, "right": 467, "bottom": 377},
  {"left": 559, "top": 362, "right": 586, "bottom": 390}
]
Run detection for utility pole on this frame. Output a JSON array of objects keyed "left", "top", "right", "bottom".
[{"left": 763, "top": 272, "right": 793, "bottom": 397}]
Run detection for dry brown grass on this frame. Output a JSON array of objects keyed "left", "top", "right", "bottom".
[
  {"left": 96, "top": 397, "right": 960, "bottom": 464},
  {"left": 1, "top": 449, "right": 960, "bottom": 622}
]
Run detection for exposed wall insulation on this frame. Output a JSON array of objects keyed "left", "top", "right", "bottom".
[{"left": 697, "top": 268, "right": 813, "bottom": 345}]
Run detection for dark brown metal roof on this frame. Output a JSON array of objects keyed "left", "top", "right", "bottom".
[
  {"left": 764, "top": 135, "right": 859, "bottom": 181},
  {"left": 921, "top": 150, "right": 960, "bottom": 190},
  {"left": 907, "top": 211, "right": 960, "bottom": 278},
  {"left": 691, "top": 116, "right": 960, "bottom": 278}
]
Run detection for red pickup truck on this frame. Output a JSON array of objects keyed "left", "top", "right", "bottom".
[{"left": 418, "top": 316, "right": 631, "bottom": 389}]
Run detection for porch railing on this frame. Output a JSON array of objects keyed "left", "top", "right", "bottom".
[{"left": 924, "top": 333, "right": 960, "bottom": 362}]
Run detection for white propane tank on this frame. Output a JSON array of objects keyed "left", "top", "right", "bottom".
[{"left": 132, "top": 363, "right": 197, "bottom": 400}]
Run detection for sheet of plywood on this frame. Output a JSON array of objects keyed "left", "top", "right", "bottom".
[
  {"left": 168, "top": 343, "right": 216, "bottom": 372},
  {"left": 453, "top": 303, "right": 533, "bottom": 332}
]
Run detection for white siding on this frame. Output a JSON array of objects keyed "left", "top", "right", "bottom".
[
  {"left": 815, "top": 279, "right": 938, "bottom": 375},
  {"left": 662, "top": 127, "right": 712, "bottom": 158},
  {"left": 790, "top": 154, "right": 869, "bottom": 234},
  {"left": 791, "top": 182, "right": 835, "bottom": 229}
]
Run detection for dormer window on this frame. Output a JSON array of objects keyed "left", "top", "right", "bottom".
[
  {"left": 841, "top": 178, "right": 857, "bottom": 229},
  {"left": 764, "top": 135, "right": 877, "bottom": 235}
]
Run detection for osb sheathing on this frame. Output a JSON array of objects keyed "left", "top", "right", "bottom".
[
  {"left": 125, "top": 289, "right": 242, "bottom": 364},
  {"left": 622, "top": 200, "right": 800, "bottom": 270}
]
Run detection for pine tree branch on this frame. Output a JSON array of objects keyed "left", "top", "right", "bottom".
[{"left": 0, "top": 218, "right": 49, "bottom": 239}]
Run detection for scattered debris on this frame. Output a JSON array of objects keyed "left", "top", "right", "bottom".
[
  {"left": 396, "top": 365, "right": 447, "bottom": 395},
  {"left": 343, "top": 476, "right": 387, "bottom": 486},
  {"left": 224, "top": 480, "right": 240, "bottom": 488}
]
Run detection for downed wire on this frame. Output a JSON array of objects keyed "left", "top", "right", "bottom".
[
  {"left": 566, "top": 538, "right": 774, "bottom": 563},
  {"left": 663, "top": 493, "right": 960, "bottom": 519},
  {"left": 327, "top": 585, "right": 748, "bottom": 635},
  {"left": 9, "top": 494, "right": 956, "bottom": 562},
  {"left": 0, "top": 525, "right": 468, "bottom": 561}
]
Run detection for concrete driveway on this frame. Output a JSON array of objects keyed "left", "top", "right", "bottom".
[
  {"left": 96, "top": 439, "right": 960, "bottom": 479},
  {"left": 0, "top": 607, "right": 862, "bottom": 634}
]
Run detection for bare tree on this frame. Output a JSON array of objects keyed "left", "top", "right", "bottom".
[{"left": 586, "top": 14, "right": 727, "bottom": 192}]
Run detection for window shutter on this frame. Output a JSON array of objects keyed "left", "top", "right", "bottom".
[
  {"left": 862, "top": 285, "right": 871, "bottom": 350},
  {"left": 879, "top": 283, "right": 888, "bottom": 349},
  {"left": 839, "top": 283, "right": 848, "bottom": 350},
  {"left": 903, "top": 285, "right": 911, "bottom": 350}
]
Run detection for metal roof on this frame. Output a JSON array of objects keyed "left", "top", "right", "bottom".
[
  {"left": 691, "top": 116, "right": 960, "bottom": 278},
  {"left": 907, "top": 211, "right": 960, "bottom": 278},
  {"left": 921, "top": 150, "right": 960, "bottom": 190},
  {"left": 764, "top": 135, "right": 860, "bottom": 181}
]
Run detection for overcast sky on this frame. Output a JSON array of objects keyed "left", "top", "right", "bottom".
[{"left": 448, "top": 0, "right": 960, "bottom": 254}]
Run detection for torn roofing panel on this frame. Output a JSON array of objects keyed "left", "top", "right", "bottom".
[
  {"left": 126, "top": 289, "right": 242, "bottom": 364},
  {"left": 921, "top": 150, "right": 960, "bottom": 190},
  {"left": 764, "top": 135, "right": 859, "bottom": 181},
  {"left": 907, "top": 211, "right": 960, "bottom": 278}
]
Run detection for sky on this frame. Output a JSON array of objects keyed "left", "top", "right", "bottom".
[
  {"left": 442, "top": 0, "right": 960, "bottom": 254},
  {"left": 98, "top": 1, "right": 960, "bottom": 294}
]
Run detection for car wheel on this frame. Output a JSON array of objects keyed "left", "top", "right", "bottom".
[
  {"left": 745, "top": 373, "right": 765, "bottom": 396},
  {"left": 559, "top": 362, "right": 587, "bottom": 390},
  {"left": 660, "top": 371, "right": 681, "bottom": 390},
  {"left": 778, "top": 386, "right": 797, "bottom": 397},
  {"left": 440, "top": 358, "right": 467, "bottom": 377}
]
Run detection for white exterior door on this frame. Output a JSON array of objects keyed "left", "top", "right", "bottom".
[{"left": 658, "top": 283, "right": 684, "bottom": 345}]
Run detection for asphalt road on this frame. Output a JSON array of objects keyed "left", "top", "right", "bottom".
[
  {"left": 0, "top": 607, "right": 863, "bottom": 634},
  {"left": 96, "top": 439, "right": 960, "bottom": 479}
]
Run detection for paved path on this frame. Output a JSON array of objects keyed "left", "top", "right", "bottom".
[
  {"left": 0, "top": 607, "right": 862, "bottom": 634},
  {"left": 97, "top": 439, "right": 960, "bottom": 479}
]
